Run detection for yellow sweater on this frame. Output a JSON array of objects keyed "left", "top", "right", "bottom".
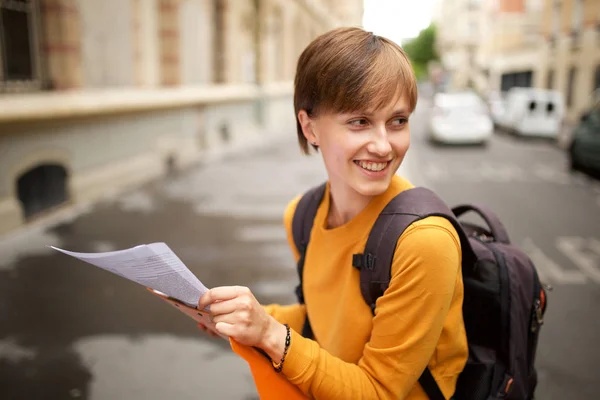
[{"left": 264, "top": 175, "right": 468, "bottom": 399}]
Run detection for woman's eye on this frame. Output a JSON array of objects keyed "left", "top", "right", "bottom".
[
  {"left": 349, "top": 119, "right": 368, "bottom": 126},
  {"left": 392, "top": 118, "right": 408, "bottom": 126}
]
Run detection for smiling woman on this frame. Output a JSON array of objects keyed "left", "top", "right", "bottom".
[
  {"left": 294, "top": 27, "right": 417, "bottom": 155},
  {"left": 197, "top": 27, "right": 468, "bottom": 400}
]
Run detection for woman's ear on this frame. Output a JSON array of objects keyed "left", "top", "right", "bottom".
[{"left": 298, "top": 110, "right": 318, "bottom": 147}]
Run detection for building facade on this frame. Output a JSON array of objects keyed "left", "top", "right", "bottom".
[
  {"left": 436, "top": 0, "right": 599, "bottom": 124},
  {"left": 435, "top": 0, "right": 482, "bottom": 90},
  {"left": 473, "top": 0, "right": 544, "bottom": 95},
  {"left": 0, "top": 0, "right": 363, "bottom": 236},
  {"left": 539, "top": 0, "right": 600, "bottom": 122},
  {"left": 436, "top": 0, "right": 545, "bottom": 94}
]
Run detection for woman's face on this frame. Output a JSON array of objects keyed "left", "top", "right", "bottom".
[{"left": 302, "top": 95, "right": 411, "bottom": 198}]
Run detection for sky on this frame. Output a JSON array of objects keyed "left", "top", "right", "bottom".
[{"left": 362, "top": 0, "right": 439, "bottom": 45}]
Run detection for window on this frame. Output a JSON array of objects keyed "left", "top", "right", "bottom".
[
  {"left": 547, "top": 69, "right": 554, "bottom": 89},
  {"left": 17, "top": 164, "right": 69, "bottom": 219},
  {"left": 0, "top": 0, "right": 41, "bottom": 92},
  {"left": 212, "top": 0, "right": 226, "bottom": 83},
  {"left": 501, "top": 71, "right": 533, "bottom": 92},
  {"left": 567, "top": 67, "right": 577, "bottom": 108},
  {"left": 551, "top": 0, "right": 560, "bottom": 42},
  {"left": 572, "top": 0, "right": 582, "bottom": 36}
]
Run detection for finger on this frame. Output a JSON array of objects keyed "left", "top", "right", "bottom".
[
  {"left": 208, "top": 298, "right": 240, "bottom": 316},
  {"left": 206, "top": 328, "right": 221, "bottom": 338},
  {"left": 198, "top": 286, "right": 249, "bottom": 309},
  {"left": 214, "top": 321, "right": 236, "bottom": 337},
  {"left": 211, "top": 310, "right": 243, "bottom": 326},
  {"left": 198, "top": 322, "right": 219, "bottom": 338}
]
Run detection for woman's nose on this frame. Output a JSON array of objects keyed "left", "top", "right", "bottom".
[{"left": 367, "top": 127, "right": 392, "bottom": 157}]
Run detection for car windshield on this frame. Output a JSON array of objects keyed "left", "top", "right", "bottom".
[{"left": 436, "top": 92, "right": 486, "bottom": 113}]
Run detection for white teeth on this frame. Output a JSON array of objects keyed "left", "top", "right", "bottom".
[{"left": 356, "top": 161, "right": 387, "bottom": 172}]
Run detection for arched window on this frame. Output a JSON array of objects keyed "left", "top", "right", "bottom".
[{"left": 17, "top": 164, "right": 68, "bottom": 219}]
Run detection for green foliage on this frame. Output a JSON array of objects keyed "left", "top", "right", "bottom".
[
  {"left": 411, "top": 63, "right": 426, "bottom": 80},
  {"left": 402, "top": 24, "right": 439, "bottom": 80}
]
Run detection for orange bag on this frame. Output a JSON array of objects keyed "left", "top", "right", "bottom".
[{"left": 229, "top": 339, "right": 309, "bottom": 400}]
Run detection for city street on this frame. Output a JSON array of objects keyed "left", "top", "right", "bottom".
[{"left": 1, "top": 98, "right": 599, "bottom": 400}]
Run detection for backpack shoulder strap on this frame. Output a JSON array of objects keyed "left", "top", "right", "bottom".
[
  {"left": 353, "top": 186, "right": 475, "bottom": 312},
  {"left": 292, "top": 182, "right": 327, "bottom": 305}
]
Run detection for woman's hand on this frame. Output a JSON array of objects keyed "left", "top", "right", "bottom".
[
  {"left": 198, "top": 286, "right": 287, "bottom": 360},
  {"left": 196, "top": 321, "right": 221, "bottom": 338}
]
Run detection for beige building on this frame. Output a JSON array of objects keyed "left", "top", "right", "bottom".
[
  {"left": 436, "top": 0, "right": 545, "bottom": 93},
  {"left": 474, "top": 0, "right": 544, "bottom": 94},
  {"left": 539, "top": 0, "right": 600, "bottom": 123},
  {"left": 436, "top": 0, "right": 600, "bottom": 124},
  {"left": 435, "top": 0, "right": 482, "bottom": 89},
  {"left": 0, "top": 0, "right": 363, "bottom": 236}
]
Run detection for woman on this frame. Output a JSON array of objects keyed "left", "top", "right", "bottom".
[{"left": 197, "top": 27, "right": 468, "bottom": 399}]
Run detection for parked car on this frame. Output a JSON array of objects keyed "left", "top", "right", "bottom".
[
  {"left": 569, "top": 100, "right": 600, "bottom": 178},
  {"left": 494, "top": 87, "right": 565, "bottom": 139},
  {"left": 428, "top": 91, "right": 493, "bottom": 145},
  {"left": 486, "top": 90, "right": 506, "bottom": 126}
]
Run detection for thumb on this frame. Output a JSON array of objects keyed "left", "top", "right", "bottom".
[
  {"left": 198, "top": 290, "right": 213, "bottom": 310},
  {"left": 214, "top": 321, "right": 235, "bottom": 337}
]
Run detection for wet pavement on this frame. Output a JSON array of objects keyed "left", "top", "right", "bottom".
[{"left": 1, "top": 97, "right": 600, "bottom": 399}]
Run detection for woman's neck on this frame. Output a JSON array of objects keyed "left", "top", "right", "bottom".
[{"left": 326, "top": 181, "right": 373, "bottom": 229}]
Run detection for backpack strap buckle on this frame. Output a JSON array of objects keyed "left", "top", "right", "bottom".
[{"left": 352, "top": 253, "right": 376, "bottom": 270}]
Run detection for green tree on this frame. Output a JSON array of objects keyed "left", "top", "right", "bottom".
[{"left": 402, "top": 24, "right": 439, "bottom": 80}]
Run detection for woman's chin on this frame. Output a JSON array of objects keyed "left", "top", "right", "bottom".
[{"left": 352, "top": 178, "right": 392, "bottom": 197}]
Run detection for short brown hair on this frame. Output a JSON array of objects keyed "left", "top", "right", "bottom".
[{"left": 294, "top": 27, "right": 418, "bottom": 154}]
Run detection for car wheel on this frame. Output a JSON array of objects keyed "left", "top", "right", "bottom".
[{"left": 427, "top": 132, "right": 438, "bottom": 146}]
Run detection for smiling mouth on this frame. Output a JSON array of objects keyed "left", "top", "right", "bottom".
[{"left": 353, "top": 160, "right": 390, "bottom": 172}]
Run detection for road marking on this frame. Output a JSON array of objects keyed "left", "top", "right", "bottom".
[
  {"left": 556, "top": 237, "right": 600, "bottom": 283},
  {"left": 90, "top": 240, "right": 117, "bottom": 253},
  {"left": 0, "top": 338, "right": 37, "bottom": 362},
  {"left": 0, "top": 228, "right": 63, "bottom": 271},
  {"left": 237, "top": 224, "right": 286, "bottom": 242},
  {"left": 251, "top": 280, "right": 297, "bottom": 298},
  {"left": 193, "top": 202, "right": 286, "bottom": 218},
  {"left": 117, "top": 191, "right": 156, "bottom": 213},
  {"left": 479, "top": 162, "right": 528, "bottom": 182},
  {"left": 588, "top": 238, "right": 600, "bottom": 255},
  {"left": 73, "top": 335, "right": 256, "bottom": 399},
  {"left": 422, "top": 161, "right": 600, "bottom": 191},
  {"left": 522, "top": 238, "right": 587, "bottom": 284},
  {"left": 533, "top": 165, "right": 572, "bottom": 185}
]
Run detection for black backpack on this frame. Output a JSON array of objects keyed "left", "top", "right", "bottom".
[{"left": 292, "top": 183, "right": 548, "bottom": 400}]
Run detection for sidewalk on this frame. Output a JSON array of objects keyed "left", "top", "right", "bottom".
[{"left": 556, "top": 121, "right": 575, "bottom": 149}]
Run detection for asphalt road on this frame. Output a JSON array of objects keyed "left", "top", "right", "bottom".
[
  {"left": 1, "top": 98, "right": 598, "bottom": 400},
  {"left": 408, "top": 102, "right": 600, "bottom": 400}
]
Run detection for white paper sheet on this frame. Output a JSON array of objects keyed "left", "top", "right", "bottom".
[{"left": 50, "top": 242, "right": 208, "bottom": 308}]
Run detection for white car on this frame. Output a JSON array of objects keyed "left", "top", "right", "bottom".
[
  {"left": 428, "top": 91, "right": 493, "bottom": 145},
  {"left": 494, "top": 87, "right": 565, "bottom": 139}
]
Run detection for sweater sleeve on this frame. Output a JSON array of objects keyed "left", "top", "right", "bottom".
[
  {"left": 279, "top": 217, "right": 463, "bottom": 399},
  {"left": 262, "top": 194, "right": 306, "bottom": 332}
]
